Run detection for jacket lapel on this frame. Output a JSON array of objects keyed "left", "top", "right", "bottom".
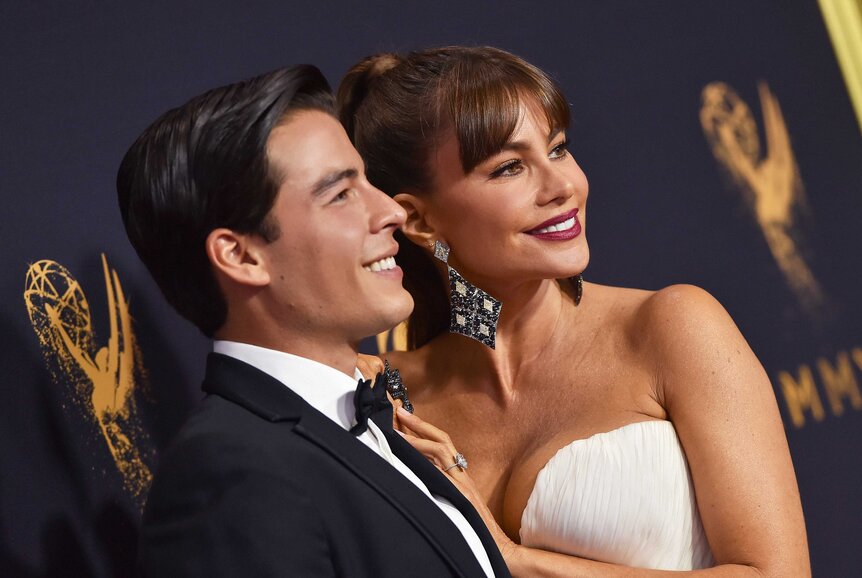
[
  {"left": 295, "top": 412, "right": 488, "bottom": 577},
  {"left": 384, "top": 430, "right": 511, "bottom": 578},
  {"left": 201, "top": 353, "right": 488, "bottom": 578}
]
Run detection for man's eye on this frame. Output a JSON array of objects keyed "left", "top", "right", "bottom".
[{"left": 331, "top": 189, "right": 351, "bottom": 203}]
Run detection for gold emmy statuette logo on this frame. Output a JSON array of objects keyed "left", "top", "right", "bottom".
[
  {"left": 700, "top": 82, "right": 825, "bottom": 317},
  {"left": 24, "top": 254, "right": 151, "bottom": 505}
]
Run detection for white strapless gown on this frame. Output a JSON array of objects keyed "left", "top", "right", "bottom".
[{"left": 520, "top": 420, "right": 715, "bottom": 570}]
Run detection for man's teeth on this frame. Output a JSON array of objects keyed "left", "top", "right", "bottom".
[
  {"left": 533, "top": 216, "right": 575, "bottom": 234},
  {"left": 364, "top": 256, "right": 397, "bottom": 272}
]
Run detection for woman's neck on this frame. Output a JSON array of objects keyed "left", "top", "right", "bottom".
[{"left": 441, "top": 277, "right": 574, "bottom": 400}]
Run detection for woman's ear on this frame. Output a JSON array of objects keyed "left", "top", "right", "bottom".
[
  {"left": 393, "top": 192, "right": 437, "bottom": 249},
  {"left": 205, "top": 228, "right": 270, "bottom": 288}
]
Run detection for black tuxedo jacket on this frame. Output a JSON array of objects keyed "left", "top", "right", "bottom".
[{"left": 139, "top": 353, "right": 511, "bottom": 577}]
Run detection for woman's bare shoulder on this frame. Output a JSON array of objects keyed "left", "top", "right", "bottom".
[
  {"left": 581, "top": 281, "right": 655, "bottom": 325},
  {"left": 586, "top": 282, "right": 737, "bottom": 355},
  {"left": 635, "top": 284, "right": 733, "bottom": 338},
  {"left": 630, "top": 284, "right": 751, "bottom": 383},
  {"left": 582, "top": 281, "right": 653, "bottom": 305}
]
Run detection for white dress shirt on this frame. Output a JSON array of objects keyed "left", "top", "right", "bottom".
[{"left": 213, "top": 341, "right": 495, "bottom": 578}]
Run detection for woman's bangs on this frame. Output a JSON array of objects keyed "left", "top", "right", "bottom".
[{"left": 451, "top": 67, "right": 570, "bottom": 174}]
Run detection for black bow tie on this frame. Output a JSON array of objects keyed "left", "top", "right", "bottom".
[{"left": 350, "top": 372, "right": 392, "bottom": 436}]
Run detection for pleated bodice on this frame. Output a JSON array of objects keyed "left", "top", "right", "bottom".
[{"left": 519, "top": 420, "right": 714, "bottom": 570}]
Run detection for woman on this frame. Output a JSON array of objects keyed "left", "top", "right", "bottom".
[{"left": 339, "top": 46, "right": 809, "bottom": 576}]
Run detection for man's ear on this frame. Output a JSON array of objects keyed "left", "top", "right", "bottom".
[
  {"left": 393, "top": 192, "right": 438, "bottom": 249},
  {"left": 205, "top": 228, "right": 270, "bottom": 287}
]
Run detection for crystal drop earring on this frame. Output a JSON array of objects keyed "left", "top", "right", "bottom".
[
  {"left": 432, "top": 240, "right": 502, "bottom": 349},
  {"left": 572, "top": 274, "right": 583, "bottom": 306}
]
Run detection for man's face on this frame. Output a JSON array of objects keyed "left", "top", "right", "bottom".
[{"left": 259, "top": 109, "right": 413, "bottom": 345}]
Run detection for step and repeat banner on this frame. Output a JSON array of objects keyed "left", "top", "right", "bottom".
[{"left": 2, "top": 1, "right": 860, "bottom": 575}]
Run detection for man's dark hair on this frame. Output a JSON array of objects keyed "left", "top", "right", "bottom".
[{"left": 117, "top": 65, "right": 334, "bottom": 337}]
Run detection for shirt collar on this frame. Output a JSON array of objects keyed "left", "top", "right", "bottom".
[{"left": 213, "top": 340, "right": 363, "bottom": 431}]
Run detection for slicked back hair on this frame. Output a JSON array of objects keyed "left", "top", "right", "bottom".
[{"left": 117, "top": 65, "right": 334, "bottom": 337}]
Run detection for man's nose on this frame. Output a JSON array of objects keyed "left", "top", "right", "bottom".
[{"left": 369, "top": 185, "right": 407, "bottom": 232}]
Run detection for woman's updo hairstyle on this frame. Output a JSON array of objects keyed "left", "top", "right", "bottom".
[{"left": 338, "top": 46, "right": 570, "bottom": 348}]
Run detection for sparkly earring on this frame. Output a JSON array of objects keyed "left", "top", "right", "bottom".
[
  {"left": 432, "top": 240, "right": 502, "bottom": 349},
  {"left": 572, "top": 274, "right": 583, "bottom": 306}
]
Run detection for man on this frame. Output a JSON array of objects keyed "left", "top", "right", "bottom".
[{"left": 117, "top": 65, "right": 509, "bottom": 577}]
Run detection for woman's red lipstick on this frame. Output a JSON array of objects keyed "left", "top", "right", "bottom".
[{"left": 525, "top": 208, "right": 581, "bottom": 241}]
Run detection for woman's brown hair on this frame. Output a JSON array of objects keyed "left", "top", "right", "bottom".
[{"left": 338, "top": 46, "right": 571, "bottom": 348}]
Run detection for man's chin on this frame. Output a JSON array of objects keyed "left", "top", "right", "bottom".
[
  {"left": 366, "top": 296, "right": 414, "bottom": 338},
  {"left": 385, "top": 305, "right": 414, "bottom": 331}
]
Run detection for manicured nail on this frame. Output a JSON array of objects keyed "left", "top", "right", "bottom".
[{"left": 397, "top": 406, "right": 411, "bottom": 417}]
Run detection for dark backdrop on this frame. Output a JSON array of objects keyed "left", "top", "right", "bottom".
[{"left": 2, "top": 1, "right": 860, "bottom": 576}]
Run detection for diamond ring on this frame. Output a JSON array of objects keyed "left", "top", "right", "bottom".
[{"left": 443, "top": 453, "right": 468, "bottom": 472}]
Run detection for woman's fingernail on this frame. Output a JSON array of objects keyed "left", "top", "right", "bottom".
[{"left": 397, "top": 407, "right": 411, "bottom": 417}]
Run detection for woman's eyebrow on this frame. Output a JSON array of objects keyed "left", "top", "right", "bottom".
[{"left": 500, "top": 128, "right": 564, "bottom": 152}]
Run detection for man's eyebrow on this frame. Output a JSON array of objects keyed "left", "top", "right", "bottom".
[{"left": 310, "top": 168, "right": 358, "bottom": 197}]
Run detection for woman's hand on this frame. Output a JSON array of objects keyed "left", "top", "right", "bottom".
[
  {"left": 356, "top": 353, "right": 384, "bottom": 380},
  {"left": 356, "top": 354, "right": 406, "bottom": 429},
  {"left": 394, "top": 407, "right": 522, "bottom": 564}
]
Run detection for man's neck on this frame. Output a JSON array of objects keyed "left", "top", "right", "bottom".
[{"left": 214, "top": 330, "right": 359, "bottom": 378}]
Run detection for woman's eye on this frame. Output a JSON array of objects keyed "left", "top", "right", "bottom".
[
  {"left": 550, "top": 140, "right": 570, "bottom": 159},
  {"left": 490, "top": 160, "right": 524, "bottom": 179}
]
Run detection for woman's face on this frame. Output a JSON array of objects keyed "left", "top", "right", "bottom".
[{"left": 424, "top": 100, "right": 589, "bottom": 291}]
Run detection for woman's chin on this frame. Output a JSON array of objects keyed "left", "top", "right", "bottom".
[{"left": 546, "top": 255, "right": 590, "bottom": 280}]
